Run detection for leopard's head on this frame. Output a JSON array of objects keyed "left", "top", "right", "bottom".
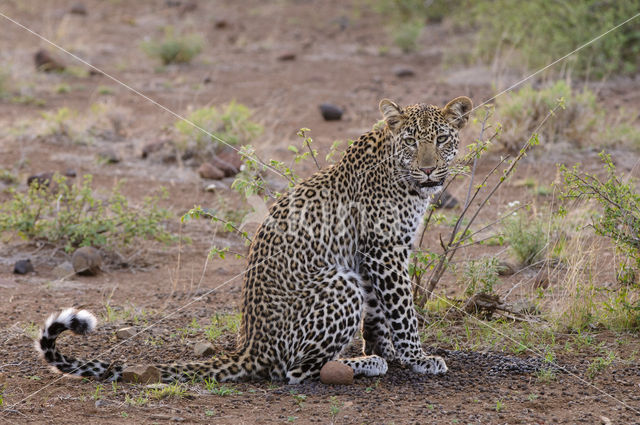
[{"left": 380, "top": 96, "right": 473, "bottom": 195}]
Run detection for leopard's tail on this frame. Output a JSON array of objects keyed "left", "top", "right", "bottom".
[
  {"left": 36, "top": 309, "right": 254, "bottom": 383},
  {"left": 36, "top": 308, "right": 124, "bottom": 381}
]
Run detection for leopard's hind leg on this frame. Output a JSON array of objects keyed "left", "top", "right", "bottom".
[{"left": 284, "top": 269, "right": 388, "bottom": 384}]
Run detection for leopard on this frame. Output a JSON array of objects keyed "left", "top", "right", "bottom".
[{"left": 37, "top": 95, "right": 473, "bottom": 384}]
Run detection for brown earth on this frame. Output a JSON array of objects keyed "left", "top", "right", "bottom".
[{"left": 1, "top": 0, "right": 640, "bottom": 424}]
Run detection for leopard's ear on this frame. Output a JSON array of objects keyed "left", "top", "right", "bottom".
[
  {"left": 379, "top": 99, "right": 405, "bottom": 131},
  {"left": 442, "top": 96, "right": 473, "bottom": 129}
]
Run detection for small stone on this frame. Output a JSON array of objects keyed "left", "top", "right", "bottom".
[
  {"left": 34, "top": 50, "right": 65, "bottom": 73},
  {"left": 69, "top": 3, "right": 87, "bottom": 15},
  {"left": 116, "top": 327, "right": 136, "bottom": 340},
  {"left": 277, "top": 52, "right": 296, "bottom": 61},
  {"left": 72, "top": 246, "right": 102, "bottom": 275},
  {"left": 121, "top": 365, "right": 161, "bottom": 384},
  {"left": 97, "top": 150, "right": 121, "bottom": 164},
  {"left": 319, "top": 103, "right": 343, "bottom": 121},
  {"left": 217, "top": 149, "right": 243, "bottom": 171},
  {"left": 214, "top": 19, "right": 229, "bottom": 29},
  {"left": 204, "top": 183, "right": 217, "bottom": 192},
  {"left": 533, "top": 268, "right": 549, "bottom": 289},
  {"left": 13, "top": 259, "right": 34, "bottom": 275},
  {"left": 194, "top": 342, "right": 215, "bottom": 356},
  {"left": 141, "top": 140, "right": 167, "bottom": 159},
  {"left": 52, "top": 261, "right": 74, "bottom": 279},
  {"left": 95, "top": 399, "right": 107, "bottom": 408},
  {"left": 497, "top": 261, "right": 517, "bottom": 276},
  {"left": 198, "top": 162, "right": 225, "bottom": 180},
  {"left": 320, "top": 361, "right": 353, "bottom": 385},
  {"left": 210, "top": 155, "right": 239, "bottom": 177},
  {"left": 27, "top": 172, "right": 55, "bottom": 188},
  {"left": 393, "top": 66, "right": 415, "bottom": 78},
  {"left": 203, "top": 76, "right": 212, "bottom": 84}
]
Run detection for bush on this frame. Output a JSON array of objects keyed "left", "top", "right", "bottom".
[
  {"left": 175, "top": 102, "right": 262, "bottom": 159},
  {"left": 462, "top": 257, "right": 500, "bottom": 296},
  {"left": 463, "top": 0, "right": 640, "bottom": 77},
  {"left": 495, "top": 81, "right": 640, "bottom": 151},
  {"left": 561, "top": 152, "right": 640, "bottom": 275},
  {"left": 141, "top": 27, "right": 203, "bottom": 65},
  {"left": 502, "top": 208, "right": 547, "bottom": 266},
  {"left": 0, "top": 174, "right": 175, "bottom": 252}
]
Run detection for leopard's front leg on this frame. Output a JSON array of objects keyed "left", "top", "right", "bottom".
[{"left": 361, "top": 248, "right": 447, "bottom": 375}]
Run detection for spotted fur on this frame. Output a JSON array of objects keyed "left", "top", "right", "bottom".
[{"left": 37, "top": 96, "right": 472, "bottom": 384}]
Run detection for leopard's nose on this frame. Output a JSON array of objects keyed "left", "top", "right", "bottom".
[{"left": 421, "top": 167, "right": 436, "bottom": 176}]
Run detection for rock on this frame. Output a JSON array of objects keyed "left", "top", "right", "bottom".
[
  {"left": 214, "top": 19, "right": 229, "bottom": 29},
  {"left": 121, "top": 365, "right": 161, "bottom": 384},
  {"left": 198, "top": 163, "right": 225, "bottom": 180},
  {"left": 319, "top": 103, "right": 343, "bottom": 121},
  {"left": 277, "top": 52, "right": 296, "bottom": 61},
  {"left": 204, "top": 183, "right": 217, "bottom": 192},
  {"left": 319, "top": 361, "right": 353, "bottom": 385},
  {"left": 95, "top": 399, "right": 107, "bottom": 408},
  {"left": 497, "top": 261, "right": 517, "bottom": 276},
  {"left": 433, "top": 191, "right": 459, "bottom": 209},
  {"left": 52, "top": 261, "right": 74, "bottom": 279},
  {"left": 217, "top": 149, "right": 243, "bottom": 171},
  {"left": 194, "top": 342, "right": 215, "bottom": 356},
  {"left": 210, "top": 155, "right": 239, "bottom": 177},
  {"left": 27, "top": 172, "right": 56, "bottom": 188},
  {"left": 533, "top": 268, "right": 549, "bottom": 289},
  {"left": 97, "top": 150, "right": 121, "bottom": 164},
  {"left": 65, "top": 169, "right": 77, "bottom": 178},
  {"left": 34, "top": 50, "right": 65, "bottom": 73},
  {"left": 69, "top": 3, "right": 87, "bottom": 15},
  {"left": 72, "top": 246, "right": 102, "bottom": 275},
  {"left": 141, "top": 140, "right": 167, "bottom": 159},
  {"left": 393, "top": 66, "right": 415, "bottom": 78},
  {"left": 203, "top": 76, "right": 212, "bottom": 84},
  {"left": 116, "top": 327, "right": 136, "bottom": 340},
  {"left": 13, "top": 259, "right": 34, "bottom": 275}
]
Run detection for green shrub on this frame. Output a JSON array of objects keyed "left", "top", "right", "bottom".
[
  {"left": 495, "top": 81, "right": 640, "bottom": 151},
  {"left": 175, "top": 102, "right": 262, "bottom": 159},
  {"left": 462, "top": 257, "right": 500, "bottom": 296},
  {"left": 561, "top": 153, "right": 640, "bottom": 274},
  {"left": 0, "top": 174, "right": 175, "bottom": 252},
  {"left": 503, "top": 209, "right": 547, "bottom": 266},
  {"left": 463, "top": 0, "right": 640, "bottom": 77},
  {"left": 141, "top": 27, "right": 203, "bottom": 65}
]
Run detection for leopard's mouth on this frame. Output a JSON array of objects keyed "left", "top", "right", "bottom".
[{"left": 419, "top": 179, "right": 444, "bottom": 188}]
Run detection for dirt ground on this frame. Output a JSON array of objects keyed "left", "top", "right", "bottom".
[{"left": 1, "top": 0, "right": 640, "bottom": 424}]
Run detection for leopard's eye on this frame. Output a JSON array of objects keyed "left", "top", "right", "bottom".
[
  {"left": 436, "top": 135, "right": 448, "bottom": 145},
  {"left": 404, "top": 137, "right": 417, "bottom": 146}
]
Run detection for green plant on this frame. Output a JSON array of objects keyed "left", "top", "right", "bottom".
[
  {"left": 0, "top": 169, "right": 17, "bottom": 184},
  {"left": 174, "top": 102, "right": 262, "bottom": 159},
  {"left": 203, "top": 378, "right": 242, "bottom": 396},
  {"left": 496, "top": 82, "right": 601, "bottom": 151},
  {"left": 290, "top": 390, "right": 307, "bottom": 407},
  {"left": 561, "top": 153, "right": 640, "bottom": 273},
  {"left": 205, "top": 312, "right": 241, "bottom": 342},
  {"left": 141, "top": 27, "right": 203, "bottom": 65},
  {"left": 495, "top": 399, "right": 504, "bottom": 412},
  {"left": 0, "top": 174, "right": 175, "bottom": 252},
  {"left": 462, "top": 0, "right": 640, "bottom": 77},
  {"left": 502, "top": 208, "right": 547, "bottom": 266},
  {"left": 587, "top": 351, "right": 615, "bottom": 379},
  {"left": 147, "top": 382, "right": 187, "bottom": 399},
  {"left": 461, "top": 257, "right": 500, "bottom": 295},
  {"left": 329, "top": 396, "right": 342, "bottom": 420},
  {"left": 92, "top": 384, "right": 104, "bottom": 400}
]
